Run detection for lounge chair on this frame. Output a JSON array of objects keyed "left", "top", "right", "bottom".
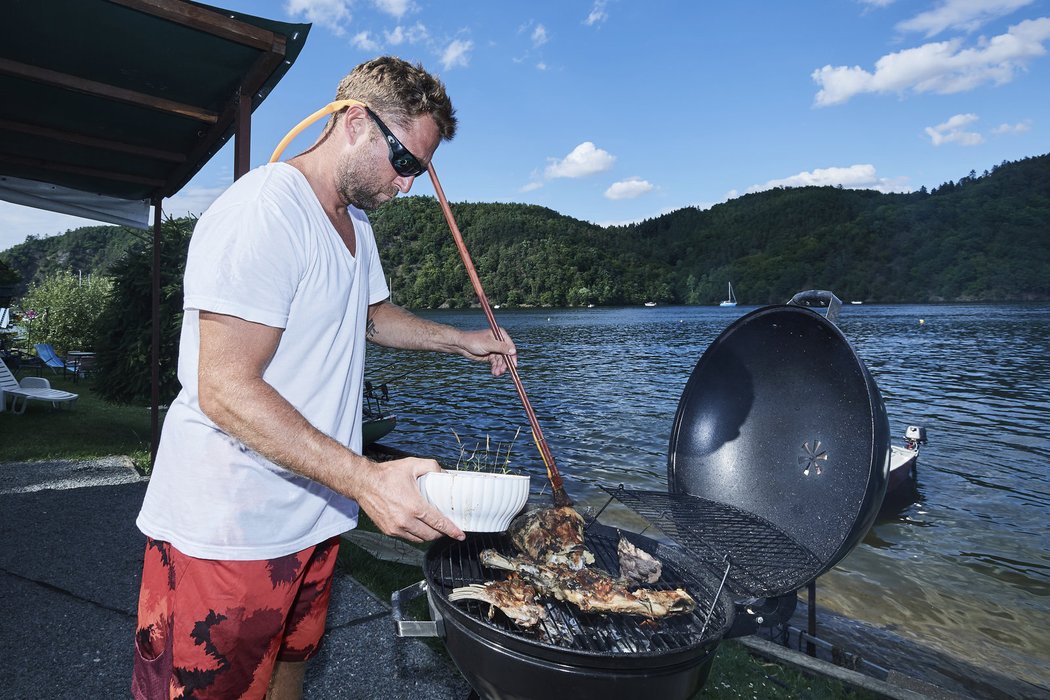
[
  {"left": 0, "top": 359, "right": 78, "bottom": 414},
  {"left": 35, "top": 343, "right": 80, "bottom": 377}
]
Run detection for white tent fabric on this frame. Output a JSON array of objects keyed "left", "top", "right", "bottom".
[{"left": 0, "top": 176, "right": 150, "bottom": 231}]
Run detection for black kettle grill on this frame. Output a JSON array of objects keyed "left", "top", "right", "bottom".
[{"left": 393, "top": 291, "right": 891, "bottom": 700}]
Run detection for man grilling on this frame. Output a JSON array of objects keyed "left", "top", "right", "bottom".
[{"left": 132, "top": 56, "right": 516, "bottom": 699}]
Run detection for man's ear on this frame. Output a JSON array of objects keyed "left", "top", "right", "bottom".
[{"left": 340, "top": 105, "right": 371, "bottom": 147}]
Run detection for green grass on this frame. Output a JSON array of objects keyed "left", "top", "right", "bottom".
[
  {"left": 1, "top": 374, "right": 877, "bottom": 699},
  {"left": 0, "top": 369, "right": 153, "bottom": 470}
]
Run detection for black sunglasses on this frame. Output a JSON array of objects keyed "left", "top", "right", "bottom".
[{"left": 365, "top": 107, "right": 427, "bottom": 178}]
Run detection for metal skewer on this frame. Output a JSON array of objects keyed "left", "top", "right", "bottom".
[{"left": 427, "top": 163, "right": 572, "bottom": 507}]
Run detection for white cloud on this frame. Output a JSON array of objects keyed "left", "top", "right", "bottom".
[
  {"left": 812, "top": 17, "right": 1050, "bottom": 106},
  {"left": 532, "top": 24, "right": 549, "bottom": 47},
  {"left": 925, "top": 113, "right": 984, "bottom": 145},
  {"left": 373, "top": 0, "right": 412, "bottom": 19},
  {"left": 441, "top": 39, "right": 473, "bottom": 70},
  {"left": 284, "top": 0, "right": 351, "bottom": 36},
  {"left": 897, "top": 0, "right": 1034, "bottom": 37},
  {"left": 520, "top": 181, "right": 544, "bottom": 193},
  {"left": 544, "top": 142, "right": 616, "bottom": 178},
  {"left": 585, "top": 0, "right": 609, "bottom": 26},
  {"left": 858, "top": 0, "right": 897, "bottom": 7},
  {"left": 992, "top": 118, "right": 1033, "bottom": 134},
  {"left": 384, "top": 23, "right": 427, "bottom": 45},
  {"left": 536, "top": 62, "right": 549, "bottom": 71},
  {"left": 605, "top": 177, "right": 654, "bottom": 200},
  {"left": 163, "top": 185, "right": 227, "bottom": 219},
  {"left": 747, "top": 164, "right": 911, "bottom": 194},
  {"left": 351, "top": 30, "right": 382, "bottom": 52}
]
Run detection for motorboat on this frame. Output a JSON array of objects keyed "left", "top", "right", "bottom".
[
  {"left": 362, "top": 380, "right": 397, "bottom": 446},
  {"left": 887, "top": 425, "right": 927, "bottom": 495}
]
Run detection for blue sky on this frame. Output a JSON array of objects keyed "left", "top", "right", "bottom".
[{"left": 1, "top": 0, "right": 1048, "bottom": 252}]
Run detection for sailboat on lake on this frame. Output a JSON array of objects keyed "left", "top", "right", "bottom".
[{"left": 719, "top": 282, "right": 737, "bottom": 307}]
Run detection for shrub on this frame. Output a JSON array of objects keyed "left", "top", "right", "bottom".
[{"left": 19, "top": 270, "right": 112, "bottom": 354}]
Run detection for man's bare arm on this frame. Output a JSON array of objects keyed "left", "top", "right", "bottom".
[
  {"left": 366, "top": 299, "right": 516, "bottom": 376},
  {"left": 196, "top": 310, "right": 463, "bottom": 542}
]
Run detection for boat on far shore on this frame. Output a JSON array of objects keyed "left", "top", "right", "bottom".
[{"left": 719, "top": 282, "right": 737, "bottom": 307}]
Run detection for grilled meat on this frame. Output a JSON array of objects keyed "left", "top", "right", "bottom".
[
  {"left": 617, "top": 536, "right": 662, "bottom": 585},
  {"left": 479, "top": 549, "right": 696, "bottom": 619},
  {"left": 449, "top": 572, "right": 548, "bottom": 628},
  {"left": 509, "top": 506, "right": 595, "bottom": 570}
]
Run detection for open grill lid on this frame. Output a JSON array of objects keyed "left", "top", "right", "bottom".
[{"left": 609, "top": 296, "right": 890, "bottom": 598}]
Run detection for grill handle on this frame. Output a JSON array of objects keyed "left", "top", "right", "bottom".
[
  {"left": 392, "top": 580, "right": 444, "bottom": 638},
  {"left": 726, "top": 593, "right": 798, "bottom": 639},
  {"left": 786, "top": 289, "right": 842, "bottom": 324}
]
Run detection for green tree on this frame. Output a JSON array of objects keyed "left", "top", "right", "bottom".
[
  {"left": 91, "top": 217, "right": 195, "bottom": 405},
  {"left": 20, "top": 270, "right": 113, "bottom": 354}
]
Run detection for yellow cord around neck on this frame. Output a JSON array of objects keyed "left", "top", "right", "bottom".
[{"left": 268, "top": 98, "right": 368, "bottom": 164}]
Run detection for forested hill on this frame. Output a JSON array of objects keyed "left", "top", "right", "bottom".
[
  {"left": 3, "top": 153, "right": 1048, "bottom": 305},
  {"left": 371, "top": 152, "right": 1049, "bottom": 305}
]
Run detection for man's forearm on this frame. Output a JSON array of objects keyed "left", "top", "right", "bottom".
[
  {"left": 199, "top": 369, "right": 375, "bottom": 498},
  {"left": 366, "top": 300, "right": 461, "bottom": 352}
]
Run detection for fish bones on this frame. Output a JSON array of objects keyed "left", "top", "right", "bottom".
[
  {"left": 477, "top": 549, "right": 696, "bottom": 619},
  {"left": 448, "top": 572, "right": 548, "bottom": 628}
]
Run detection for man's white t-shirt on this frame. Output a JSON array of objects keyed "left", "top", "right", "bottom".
[{"left": 136, "top": 163, "right": 390, "bottom": 560}]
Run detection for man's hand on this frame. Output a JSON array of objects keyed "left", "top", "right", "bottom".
[
  {"left": 351, "top": 457, "right": 465, "bottom": 542},
  {"left": 455, "top": 327, "right": 516, "bottom": 376}
]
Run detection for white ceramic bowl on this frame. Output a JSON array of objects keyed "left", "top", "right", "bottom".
[{"left": 418, "top": 470, "right": 531, "bottom": 532}]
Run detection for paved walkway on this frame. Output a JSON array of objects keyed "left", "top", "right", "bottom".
[{"left": 0, "top": 458, "right": 469, "bottom": 699}]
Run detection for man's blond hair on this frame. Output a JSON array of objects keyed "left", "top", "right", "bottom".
[{"left": 335, "top": 56, "right": 457, "bottom": 140}]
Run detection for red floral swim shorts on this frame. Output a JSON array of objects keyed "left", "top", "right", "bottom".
[{"left": 131, "top": 535, "right": 339, "bottom": 699}]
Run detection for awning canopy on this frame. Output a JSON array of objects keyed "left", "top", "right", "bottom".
[
  {"left": 0, "top": 0, "right": 309, "bottom": 227},
  {"left": 0, "top": 0, "right": 310, "bottom": 460}
]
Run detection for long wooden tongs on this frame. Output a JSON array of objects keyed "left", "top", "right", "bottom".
[{"left": 427, "top": 163, "right": 572, "bottom": 507}]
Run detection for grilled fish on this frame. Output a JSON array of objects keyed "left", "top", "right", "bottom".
[
  {"left": 617, "top": 536, "right": 662, "bottom": 585},
  {"left": 448, "top": 572, "right": 548, "bottom": 628},
  {"left": 508, "top": 506, "right": 595, "bottom": 570},
  {"left": 478, "top": 549, "right": 696, "bottom": 619}
]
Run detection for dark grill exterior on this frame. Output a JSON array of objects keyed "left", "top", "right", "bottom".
[{"left": 425, "top": 524, "right": 731, "bottom": 662}]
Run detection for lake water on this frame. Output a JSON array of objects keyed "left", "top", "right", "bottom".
[{"left": 365, "top": 303, "right": 1050, "bottom": 691}]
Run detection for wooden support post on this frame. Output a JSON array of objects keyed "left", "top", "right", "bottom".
[
  {"left": 235, "top": 92, "right": 251, "bottom": 179},
  {"left": 150, "top": 198, "right": 162, "bottom": 466}
]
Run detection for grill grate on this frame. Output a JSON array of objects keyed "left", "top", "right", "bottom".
[
  {"left": 602, "top": 487, "right": 823, "bottom": 598},
  {"left": 428, "top": 527, "right": 729, "bottom": 657}
]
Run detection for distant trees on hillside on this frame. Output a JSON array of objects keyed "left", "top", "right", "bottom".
[{"left": 2, "top": 153, "right": 1048, "bottom": 314}]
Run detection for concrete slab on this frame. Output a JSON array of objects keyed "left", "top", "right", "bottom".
[{"left": 0, "top": 456, "right": 146, "bottom": 496}]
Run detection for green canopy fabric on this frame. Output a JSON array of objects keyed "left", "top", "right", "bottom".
[{"left": 0, "top": 0, "right": 309, "bottom": 225}]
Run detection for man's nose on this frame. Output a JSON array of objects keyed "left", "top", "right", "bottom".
[{"left": 395, "top": 174, "right": 417, "bottom": 194}]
